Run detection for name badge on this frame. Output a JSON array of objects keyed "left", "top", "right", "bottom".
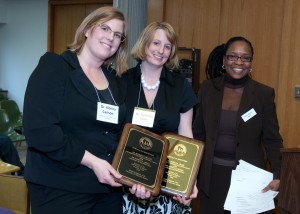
[
  {"left": 96, "top": 102, "right": 119, "bottom": 124},
  {"left": 241, "top": 108, "right": 257, "bottom": 122},
  {"left": 132, "top": 107, "right": 156, "bottom": 128}
]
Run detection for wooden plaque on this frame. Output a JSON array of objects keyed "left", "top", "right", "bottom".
[
  {"left": 112, "top": 123, "right": 169, "bottom": 196},
  {"left": 161, "top": 133, "right": 204, "bottom": 198}
]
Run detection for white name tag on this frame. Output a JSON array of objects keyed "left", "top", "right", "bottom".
[
  {"left": 132, "top": 107, "right": 156, "bottom": 128},
  {"left": 241, "top": 108, "right": 257, "bottom": 122},
  {"left": 96, "top": 102, "right": 119, "bottom": 124}
]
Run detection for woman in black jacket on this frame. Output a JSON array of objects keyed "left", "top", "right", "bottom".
[{"left": 23, "top": 6, "right": 128, "bottom": 214}]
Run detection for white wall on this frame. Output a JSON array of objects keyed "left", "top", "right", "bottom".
[
  {"left": 0, "top": 1, "right": 7, "bottom": 23},
  {"left": 0, "top": 0, "right": 48, "bottom": 110}
]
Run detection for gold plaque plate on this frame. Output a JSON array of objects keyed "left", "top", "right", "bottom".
[
  {"left": 161, "top": 133, "right": 204, "bottom": 198},
  {"left": 112, "top": 123, "right": 169, "bottom": 196}
]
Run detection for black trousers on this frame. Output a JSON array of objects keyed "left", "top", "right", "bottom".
[
  {"left": 200, "top": 164, "right": 233, "bottom": 214},
  {"left": 27, "top": 182, "right": 123, "bottom": 214}
]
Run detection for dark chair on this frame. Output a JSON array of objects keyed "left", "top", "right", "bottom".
[
  {"left": 0, "top": 100, "right": 23, "bottom": 128},
  {"left": 0, "top": 109, "right": 25, "bottom": 145}
]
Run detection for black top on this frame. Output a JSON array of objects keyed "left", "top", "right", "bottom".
[
  {"left": 124, "top": 63, "right": 198, "bottom": 134},
  {"left": 23, "top": 51, "right": 127, "bottom": 193}
]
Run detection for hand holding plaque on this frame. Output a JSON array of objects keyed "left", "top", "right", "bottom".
[
  {"left": 112, "top": 123, "right": 169, "bottom": 196},
  {"left": 161, "top": 133, "right": 204, "bottom": 198}
]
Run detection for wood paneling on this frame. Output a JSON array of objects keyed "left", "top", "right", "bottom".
[
  {"left": 51, "top": 5, "right": 86, "bottom": 54},
  {"left": 219, "top": 0, "right": 284, "bottom": 89},
  {"left": 147, "top": 0, "right": 164, "bottom": 23},
  {"left": 48, "top": 0, "right": 113, "bottom": 54},
  {"left": 278, "top": 148, "right": 300, "bottom": 213},
  {"left": 164, "top": 0, "right": 221, "bottom": 84},
  {"left": 277, "top": 0, "right": 300, "bottom": 148},
  {"left": 148, "top": 0, "right": 300, "bottom": 149}
]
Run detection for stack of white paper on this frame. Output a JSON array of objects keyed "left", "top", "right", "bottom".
[{"left": 224, "top": 160, "right": 278, "bottom": 214}]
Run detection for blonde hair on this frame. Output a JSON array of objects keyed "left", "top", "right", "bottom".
[
  {"left": 67, "top": 6, "right": 128, "bottom": 76},
  {"left": 131, "top": 22, "right": 179, "bottom": 70}
]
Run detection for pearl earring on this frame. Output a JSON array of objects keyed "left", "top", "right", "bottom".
[{"left": 222, "top": 65, "right": 225, "bottom": 69}]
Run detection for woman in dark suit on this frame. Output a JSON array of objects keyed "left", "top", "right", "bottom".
[
  {"left": 23, "top": 7, "right": 128, "bottom": 214},
  {"left": 192, "top": 36, "right": 283, "bottom": 213}
]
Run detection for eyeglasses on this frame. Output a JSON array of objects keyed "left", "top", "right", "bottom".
[
  {"left": 225, "top": 55, "right": 253, "bottom": 62},
  {"left": 98, "top": 24, "right": 126, "bottom": 42}
]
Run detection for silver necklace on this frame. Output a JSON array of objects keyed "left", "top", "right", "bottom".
[{"left": 141, "top": 74, "right": 160, "bottom": 90}]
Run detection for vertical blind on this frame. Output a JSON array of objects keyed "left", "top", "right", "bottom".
[{"left": 113, "top": 0, "right": 147, "bottom": 68}]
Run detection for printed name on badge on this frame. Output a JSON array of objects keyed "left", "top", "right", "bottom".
[
  {"left": 132, "top": 107, "right": 156, "bottom": 128},
  {"left": 96, "top": 102, "right": 119, "bottom": 124},
  {"left": 241, "top": 108, "right": 257, "bottom": 122}
]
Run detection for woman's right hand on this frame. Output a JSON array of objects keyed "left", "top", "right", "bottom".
[
  {"left": 81, "top": 150, "right": 122, "bottom": 187},
  {"left": 129, "top": 184, "right": 151, "bottom": 199},
  {"left": 262, "top": 179, "right": 280, "bottom": 192}
]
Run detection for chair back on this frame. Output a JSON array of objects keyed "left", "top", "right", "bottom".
[
  {"left": 0, "top": 108, "right": 13, "bottom": 134},
  {"left": 0, "top": 109, "right": 25, "bottom": 144},
  {"left": 0, "top": 174, "right": 30, "bottom": 214},
  {"left": 0, "top": 100, "right": 22, "bottom": 128}
]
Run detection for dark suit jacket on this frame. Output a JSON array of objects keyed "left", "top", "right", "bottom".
[
  {"left": 193, "top": 76, "right": 283, "bottom": 195},
  {"left": 23, "top": 51, "right": 127, "bottom": 193}
]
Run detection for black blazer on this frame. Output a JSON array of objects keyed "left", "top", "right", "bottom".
[
  {"left": 23, "top": 51, "right": 127, "bottom": 193},
  {"left": 193, "top": 76, "right": 283, "bottom": 195}
]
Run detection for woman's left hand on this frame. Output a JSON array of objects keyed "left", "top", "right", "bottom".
[
  {"left": 173, "top": 183, "right": 198, "bottom": 206},
  {"left": 262, "top": 179, "right": 280, "bottom": 192}
]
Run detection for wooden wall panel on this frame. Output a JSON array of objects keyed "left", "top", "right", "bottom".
[
  {"left": 52, "top": 5, "right": 86, "bottom": 54},
  {"left": 48, "top": 0, "right": 113, "bottom": 54},
  {"left": 164, "top": 0, "right": 221, "bottom": 82},
  {"left": 219, "top": 0, "right": 284, "bottom": 90},
  {"left": 277, "top": 0, "right": 300, "bottom": 148},
  {"left": 147, "top": 0, "right": 164, "bottom": 23}
]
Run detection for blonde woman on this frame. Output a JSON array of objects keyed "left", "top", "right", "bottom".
[{"left": 122, "top": 22, "right": 198, "bottom": 214}]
